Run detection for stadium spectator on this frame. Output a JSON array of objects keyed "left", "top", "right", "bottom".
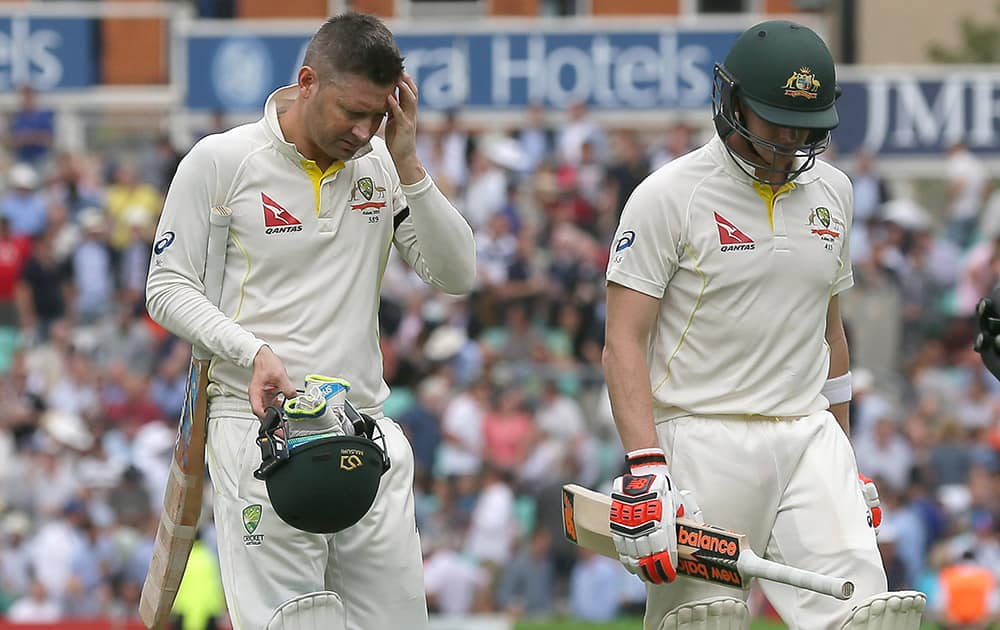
[
  {"left": 568, "top": 548, "right": 628, "bottom": 622},
  {"left": 8, "top": 85, "right": 54, "bottom": 169},
  {"left": 945, "top": 141, "right": 989, "bottom": 249},
  {"left": 1, "top": 163, "right": 47, "bottom": 238},
  {"left": 0, "top": 82, "right": 998, "bottom": 627},
  {"left": 104, "top": 162, "right": 161, "bottom": 252},
  {"left": 495, "top": 527, "right": 557, "bottom": 619}
]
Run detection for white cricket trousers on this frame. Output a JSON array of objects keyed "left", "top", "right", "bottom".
[
  {"left": 645, "top": 410, "right": 887, "bottom": 630},
  {"left": 206, "top": 400, "right": 428, "bottom": 630}
]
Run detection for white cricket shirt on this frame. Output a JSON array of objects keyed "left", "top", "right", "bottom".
[
  {"left": 607, "top": 135, "right": 853, "bottom": 420},
  {"left": 147, "top": 86, "right": 475, "bottom": 416}
]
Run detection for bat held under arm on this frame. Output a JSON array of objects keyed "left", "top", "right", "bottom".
[
  {"left": 139, "top": 206, "right": 232, "bottom": 630},
  {"left": 562, "top": 484, "right": 855, "bottom": 601}
]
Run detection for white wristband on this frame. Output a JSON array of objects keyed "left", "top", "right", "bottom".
[{"left": 822, "top": 371, "right": 852, "bottom": 405}]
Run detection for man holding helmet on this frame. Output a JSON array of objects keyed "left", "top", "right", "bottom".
[
  {"left": 146, "top": 12, "right": 475, "bottom": 630},
  {"left": 602, "top": 20, "right": 925, "bottom": 629}
]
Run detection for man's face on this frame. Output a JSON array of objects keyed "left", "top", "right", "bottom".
[
  {"left": 740, "top": 106, "right": 809, "bottom": 171},
  {"left": 302, "top": 70, "right": 393, "bottom": 162}
]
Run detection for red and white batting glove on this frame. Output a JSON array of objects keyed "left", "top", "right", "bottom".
[
  {"left": 610, "top": 448, "right": 693, "bottom": 584},
  {"left": 858, "top": 473, "right": 882, "bottom": 534}
]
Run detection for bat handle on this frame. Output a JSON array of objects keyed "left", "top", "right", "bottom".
[{"left": 736, "top": 550, "right": 855, "bottom": 600}]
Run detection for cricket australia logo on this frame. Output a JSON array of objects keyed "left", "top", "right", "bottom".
[
  {"left": 243, "top": 504, "right": 264, "bottom": 546},
  {"left": 807, "top": 206, "right": 843, "bottom": 251},
  {"left": 783, "top": 67, "right": 821, "bottom": 100},
  {"left": 348, "top": 177, "right": 386, "bottom": 224}
]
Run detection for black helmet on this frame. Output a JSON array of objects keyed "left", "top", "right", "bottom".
[
  {"left": 713, "top": 20, "right": 840, "bottom": 183},
  {"left": 254, "top": 401, "right": 390, "bottom": 534}
]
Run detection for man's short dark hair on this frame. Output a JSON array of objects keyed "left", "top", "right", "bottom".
[{"left": 304, "top": 12, "right": 405, "bottom": 87}]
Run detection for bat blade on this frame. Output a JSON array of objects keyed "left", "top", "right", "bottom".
[
  {"left": 139, "top": 358, "right": 210, "bottom": 629},
  {"left": 140, "top": 205, "right": 232, "bottom": 629},
  {"left": 561, "top": 484, "right": 854, "bottom": 600}
]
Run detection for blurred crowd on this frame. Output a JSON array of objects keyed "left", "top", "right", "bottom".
[{"left": 0, "top": 81, "right": 998, "bottom": 629}]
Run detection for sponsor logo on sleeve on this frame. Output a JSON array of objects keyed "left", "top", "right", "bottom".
[
  {"left": 612, "top": 230, "right": 636, "bottom": 263},
  {"left": 153, "top": 231, "right": 175, "bottom": 255}
]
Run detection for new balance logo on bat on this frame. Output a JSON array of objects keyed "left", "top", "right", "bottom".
[
  {"left": 263, "top": 193, "right": 303, "bottom": 234},
  {"left": 714, "top": 212, "right": 755, "bottom": 252}
]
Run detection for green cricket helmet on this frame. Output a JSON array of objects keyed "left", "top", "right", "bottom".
[
  {"left": 713, "top": 20, "right": 840, "bottom": 182},
  {"left": 254, "top": 402, "right": 390, "bottom": 534}
]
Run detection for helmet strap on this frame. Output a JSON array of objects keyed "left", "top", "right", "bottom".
[{"left": 254, "top": 406, "right": 291, "bottom": 480}]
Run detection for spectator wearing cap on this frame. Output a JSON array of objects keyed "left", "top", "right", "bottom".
[{"left": 1, "top": 163, "right": 48, "bottom": 238}]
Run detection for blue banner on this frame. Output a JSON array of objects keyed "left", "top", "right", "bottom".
[
  {"left": 184, "top": 28, "right": 738, "bottom": 112},
  {"left": 183, "top": 27, "right": 1000, "bottom": 157},
  {"left": 833, "top": 73, "right": 1000, "bottom": 156},
  {"left": 0, "top": 15, "right": 97, "bottom": 90}
]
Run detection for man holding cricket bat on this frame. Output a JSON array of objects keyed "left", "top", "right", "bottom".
[
  {"left": 603, "top": 20, "right": 923, "bottom": 629},
  {"left": 146, "top": 12, "right": 474, "bottom": 630}
]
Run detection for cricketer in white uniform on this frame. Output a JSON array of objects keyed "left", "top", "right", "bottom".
[
  {"left": 146, "top": 14, "right": 475, "bottom": 630},
  {"left": 603, "top": 21, "right": 922, "bottom": 630}
]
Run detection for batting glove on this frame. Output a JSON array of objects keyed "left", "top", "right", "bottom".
[
  {"left": 283, "top": 378, "right": 355, "bottom": 447},
  {"left": 858, "top": 473, "right": 882, "bottom": 534},
  {"left": 304, "top": 375, "right": 351, "bottom": 411},
  {"left": 610, "top": 448, "right": 698, "bottom": 584}
]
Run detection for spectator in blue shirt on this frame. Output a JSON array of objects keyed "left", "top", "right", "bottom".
[
  {"left": 1, "top": 163, "right": 48, "bottom": 238},
  {"left": 569, "top": 548, "right": 627, "bottom": 621},
  {"left": 9, "top": 85, "right": 54, "bottom": 168}
]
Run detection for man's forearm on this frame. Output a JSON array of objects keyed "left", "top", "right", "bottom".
[
  {"left": 401, "top": 175, "right": 476, "bottom": 294},
  {"left": 827, "top": 338, "right": 850, "bottom": 435},
  {"left": 603, "top": 340, "right": 659, "bottom": 453}
]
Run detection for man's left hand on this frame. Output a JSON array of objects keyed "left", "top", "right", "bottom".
[
  {"left": 385, "top": 73, "right": 423, "bottom": 183},
  {"left": 858, "top": 473, "right": 882, "bottom": 534}
]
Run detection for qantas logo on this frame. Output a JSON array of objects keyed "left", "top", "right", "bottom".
[
  {"left": 714, "top": 212, "right": 755, "bottom": 252},
  {"left": 262, "top": 194, "right": 303, "bottom": 234}
]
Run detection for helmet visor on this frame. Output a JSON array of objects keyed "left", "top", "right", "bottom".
[{"left": 742, "top": 93, "right": 839, "bottom": 131}]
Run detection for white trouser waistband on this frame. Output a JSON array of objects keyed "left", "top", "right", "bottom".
[{"left": 207, "top": 396, "right": 385, "bottom": 421}]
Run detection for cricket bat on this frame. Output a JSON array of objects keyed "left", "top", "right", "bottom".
[
  {"left": 139, "top": 206, "right": 233, "bottom": 630},
  {"left": 561, "top": 484, "right": 855, "bottom": 600}
]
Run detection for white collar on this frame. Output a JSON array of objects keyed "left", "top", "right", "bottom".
[{"left": 262, "top": 85, "right": 373, "bottom": 164}]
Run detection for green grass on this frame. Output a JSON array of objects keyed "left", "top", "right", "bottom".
[
  {"left": 515, "top": 620, "right": 787, "bottom": 630},
  {"left": 515, "top": 621, "right": 941, "bottom": 630}
]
